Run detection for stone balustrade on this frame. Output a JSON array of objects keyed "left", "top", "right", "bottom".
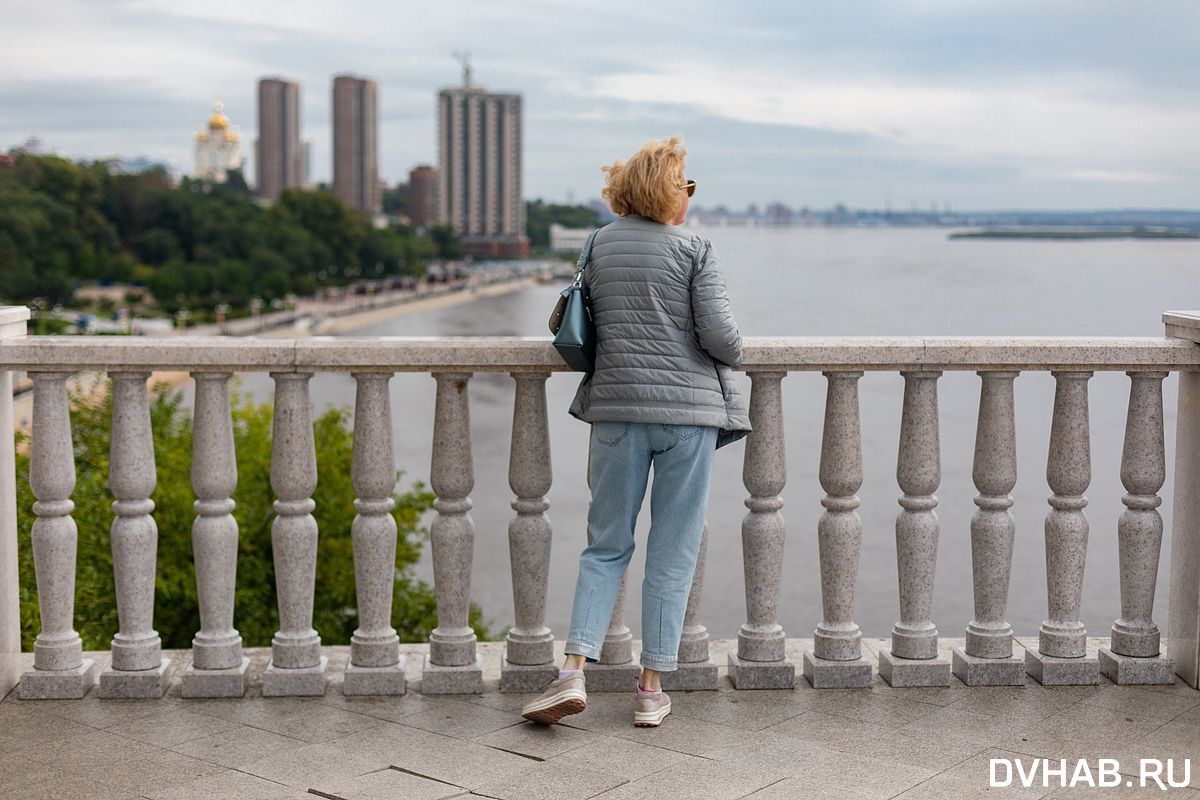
[{"left": 2, "top": 306, "right": 1200, "bottom": 701}]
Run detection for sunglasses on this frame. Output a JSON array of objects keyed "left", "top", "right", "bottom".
[{"left": 678, "top": 179, "right": 696, "bottom": 197}]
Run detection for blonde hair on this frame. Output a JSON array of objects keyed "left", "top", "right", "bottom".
[{"left": 601, "top": 136, "right": 687, "bottom": 223}]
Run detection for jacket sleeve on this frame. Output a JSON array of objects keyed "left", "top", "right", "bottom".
[{"left": 690, "top": 238, "right": 743, "bottom": 368}]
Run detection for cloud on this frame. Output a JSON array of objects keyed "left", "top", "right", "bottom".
[
  {"left": 1065, "top": 170, "right": 1179, "bottom": 184},
  {"left": 1, "top": 0, "right": 1197, "bottom": 208},
  {"left": 586, "top": 67, "right": 1200, "bottom": 164}
]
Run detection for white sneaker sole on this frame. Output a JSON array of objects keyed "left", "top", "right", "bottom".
[
  {"left": 522, "top": 688, "right": 587, "bottom": 725},
  {"left": 633, "top": 702, "right": 671, "bottom": 727}
]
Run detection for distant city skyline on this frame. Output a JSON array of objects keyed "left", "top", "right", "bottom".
[{"left": 2, "top": 1, "right": 1198, "bottom": 209}]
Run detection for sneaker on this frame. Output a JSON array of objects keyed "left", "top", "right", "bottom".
[
  {"left": 633, "top": 687, "right": 671, "bottom": 727},
  {"left": 521, "top": 671, "right": 587, "bottom": 725}
]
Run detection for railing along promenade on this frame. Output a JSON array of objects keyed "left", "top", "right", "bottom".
[{"left": 1, "top": 304, "right": 1199, "bottom": 701}]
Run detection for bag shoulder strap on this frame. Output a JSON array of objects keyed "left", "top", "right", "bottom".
[{"left": 570, "top": 227, "right": 602, "bottom": 287}]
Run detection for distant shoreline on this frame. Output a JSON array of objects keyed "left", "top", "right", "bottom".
[
  {"left": 949, "top": 228, "right": 1200, "bottom": 241},
  {"left": 11, "top": 275, "right": 541, "bottom": 436},
  {"left": 313, "top": 276, "right": 539, "bottom": 335}
]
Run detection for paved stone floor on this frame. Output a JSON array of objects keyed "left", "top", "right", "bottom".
[{"left": 1, "top": 638, "right": 1198, "bottom": 799}]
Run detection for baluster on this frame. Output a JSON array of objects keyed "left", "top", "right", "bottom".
[
  {"left": 19, "top": 372, "right": 96, "bottom": 698},
  {"left": 1026, "top": 370, "right": 1099, "bottom": 684},
  {"left": 953, "top": 371, "right": 1025, "bottom": 685},
  {"left": 182, "top": 372, "right": 249, "bottom": 698},
  {"left": 262, "top": 371, "right": 327, "bottom": 696},
  {"left": 881, "top": 370, "right": 951, "bottom": 686},
  {"left": 805, "top": 370, "right": 872, "bottom": 688},
  {"left": 1166, "top": 315, "right": 1200, "bottom": 689},
  {"left": 0, "top": 309, "right": 22, "bottom": 700},
  {"left": 345, "top": 372, "right": 405, "bottom": 695},
  {"left": 729, "top": 371, "right": 794, "bottom": 689},
  {"left": 1100, "top": 371, "right": 1175, "bottom": 684},
  {"left": 422, "top": 372, "right": 482, "bottom": 693},
  {"left": 663, "top": 520, "right": 719, "bottom": 691},
  {"left": 500, "top": 372, "right": 556, "bottom": 692},
  {"left": 98, "top": 372, "right": 169, "bottom": 697}
]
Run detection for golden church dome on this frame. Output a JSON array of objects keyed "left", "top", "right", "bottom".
[{"left": 208, "top": 102, "right": 229, "bottom": 130}]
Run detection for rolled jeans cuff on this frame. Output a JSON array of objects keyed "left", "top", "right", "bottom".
[
  {"left": 564, "top": 640, "right": 602, "bottom": 662},
  {"left": 639, "top": 652, "right": 678, "bottom": 672}
]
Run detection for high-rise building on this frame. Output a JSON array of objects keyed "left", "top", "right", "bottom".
[
  {"left": 332, "top": 75, "right": 379, "bottom": 213},
  {"left": 437, "top": 65, "right": 527, "bottom": 258},
  {"left": 256, "top": 78, "right": 302, "bottom": 201},
  {"left": 193, "top": 103, "right": 243, "bottom": 182},
  {"left": 408, "top": 165, "right": 437, "bottom": 228}
]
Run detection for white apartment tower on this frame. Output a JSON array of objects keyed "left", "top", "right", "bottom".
[{"left": 436, "top": 66, "right": 527, "bottom": 257}]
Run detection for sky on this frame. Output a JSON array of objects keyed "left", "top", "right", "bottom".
[{"left": 2, "top": 0, "right": 1198, "bottom": 210}]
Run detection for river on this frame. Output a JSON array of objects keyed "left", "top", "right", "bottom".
[{"left": 231, "top": 226, "right": 1200, "bottom": 644}]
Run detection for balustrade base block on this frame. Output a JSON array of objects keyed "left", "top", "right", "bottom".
[
  {"left": 803, "top": 650, "right": 873, "bottom": 688},
  {"left": 499, "top": 655, "right": 558, "bottom": 693},
  {"left": 1024, "top": 649, "right": 1100, "bottom": 686},
  {"left": 1098, "top": 648, "right": 1176, "bottom": 685},
  {"left": 660, "top": 658, "right": 719, "bottom": 691},
  {"left": 343, "top": 659, "right": 407, "bottom": 696},
  {"left": 727, "top": 652, "right": 796, "bottom": 690},
  {"left": 97, "top": 657, "right": 171, "bottom": 699},
  {"left": 952, "top": 648, "right": 1025, "bottom": 686},
  {"left": 421, "top": 653, "right": 482, "bottom": 694},
  {"left": 262, "top": 656, "right": 329, "bottom": 697},
  {"left": 181, "top": 657, "right": 250, "bottom": 698},
  {"left": 18, "top": 659, "right": 96, "bottom": 699},
  {"left": 878, "top": 649, "right": 951, "bottom": 687},
  {"left": 573, "top": 659, "right": 640, "bottom": 693}
]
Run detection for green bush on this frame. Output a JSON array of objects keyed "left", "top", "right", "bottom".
[{"left": 15, "top": 378, "right": 495, "bottom": 651}]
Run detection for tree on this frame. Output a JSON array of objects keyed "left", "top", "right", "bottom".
[
  {"left": 274, "top": 188, "right": 367, "bottom": 277},
  {"left": 0, "top": 153, "right": 442, "bottom": 312},
  {"left": 429, "top": 224, "right": 463, "bottom": 259},
  {"left": 14, "top": 379, "right": 495, "bottom": 651},
  {"left": 382, "top": 182, "right": 409, "bottom": 217},
  {"left": 526, "top": 199, "right": 600, "bottom": 248}
]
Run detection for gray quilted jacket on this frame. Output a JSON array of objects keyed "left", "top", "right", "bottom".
[{"left": 567, "top": 213, "right": 752, "bottom": 449}]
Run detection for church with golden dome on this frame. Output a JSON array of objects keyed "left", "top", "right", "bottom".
[{"left": 193, "top": 102, "right": 243, "bottom": 182}]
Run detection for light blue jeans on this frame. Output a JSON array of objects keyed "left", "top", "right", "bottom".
[{"left": 564, "top": 420, "right": 718, "bottom": 672}]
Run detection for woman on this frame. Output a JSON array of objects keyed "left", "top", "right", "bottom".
[{"left": 521, "top": 136, "right": 751, "bottom": 728}]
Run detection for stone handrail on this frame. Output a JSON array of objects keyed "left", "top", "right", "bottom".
[
  {"left": 1, "top": 305, "right": 1199, "bottom": 700},
  {"left": 3, "top": 334, "right": 1200, "bottom": 372}
]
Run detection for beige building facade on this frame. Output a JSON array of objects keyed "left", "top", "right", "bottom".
[
  {"left": 437, "top": 81, "right": 527, "bottom": 257},
  {"left": 255, "top": 78, "right": 302, "bottom": 201},
  {"left": 332, "top": 75, "right": 380, "bottom": 213}
]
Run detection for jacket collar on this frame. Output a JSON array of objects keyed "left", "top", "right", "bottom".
[{"left": 626, "top": 212, "right": 660, "bottom": 224}]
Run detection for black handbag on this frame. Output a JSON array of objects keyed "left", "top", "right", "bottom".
[{"left": 548, "top": 228, "right": 600, "bottom": 372}]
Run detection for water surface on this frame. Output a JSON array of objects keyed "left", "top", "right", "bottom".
[{"left": 234, "top": 226, "right": 1199, "bottom": 643}]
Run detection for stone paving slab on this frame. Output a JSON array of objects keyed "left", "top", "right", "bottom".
[
  {"left": 239, "top": 741, "right": 393, "bottom": 789},
  {"left": 167, "top": 723, "right": 309, "bottom": 770},
  {"left": 143, "top": 770, "right": 312, "bottom": 800},
  {"left": 715, "top": 733, "right": 937, "bottom": 800},
  {"left": 470, "top": 715, "right": 597, "bottom": 760},
  {"left": 584, "top": 754, "right": 794, "bottom": 800},
  {"left": 309, "top": 767, "right": 465, "bottom": 800},
  {"left": 327, "top": 721, "right": 538, "bottom": 791},
  {"left": 544, "top": 734, "right": 695, "bottom": 783},
  {"left": 1, "top": 640, "right": 1198, "bottom": 799},
  {"left": 471, "top": 760, "right": 628, "bottom": 799}
]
